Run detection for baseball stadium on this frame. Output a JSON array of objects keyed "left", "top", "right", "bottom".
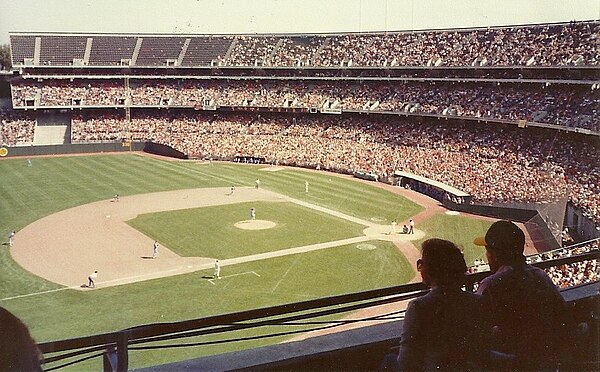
[{"left": 0, "top": 1, "right": 598, "bottom": 370}]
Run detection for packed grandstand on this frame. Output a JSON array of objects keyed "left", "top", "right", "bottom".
[{"left": 1, "top": 21, "right": 599, "bottom": 229}]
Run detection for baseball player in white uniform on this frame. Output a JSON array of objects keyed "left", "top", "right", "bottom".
[
  {"left": 153, "top": 241, "right": 159, "bottom": 259},
  {"left": 214, "top": 260, "right": 221, "bottom": 279},
  {"left": 8, "top": 231, "right": 16, "bottom": 247},
  {"left": 88, "top": 271, "right": 98, "bottom": 288}
]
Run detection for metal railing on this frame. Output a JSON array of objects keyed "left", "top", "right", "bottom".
[{"left": 38, "top": 250, "right": 599, "bottom": 371}]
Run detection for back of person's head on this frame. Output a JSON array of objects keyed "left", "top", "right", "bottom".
[
  {"left": 474, "top": 220, "right": 525, "bottom": 263},
  {"left": 0, "top": 307, "right": 42, "bottom": 371},
  {"left": 421, "top": 238, "right": 467, "bottom": 287}
]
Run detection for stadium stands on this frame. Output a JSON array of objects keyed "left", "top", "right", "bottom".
[
  {"left": 9, "top": 21, "right": 599, "bottom": 67},
  {"left": 135, "top": 37, "right": 187, "bottom": 66},
  {"left": 180, "top": 37, "right": 233, "bottom": 66},
  {"left": 0, "top": 109, "right": 36, "bottom": 145},
  {"left": 88, "top": 36, "right": 137, "bottom": 66},
  {"left": 538, "top": 241, "right": 599, "bottom": 288},
  {"left": 39, "top": 35, "right": 87, "bottom": 66},
  {"left": 11, "top": 80, "right": 599, "bottom": 131},
  {"left": 9, "top": 35, "right": 36, "bottom": 66}
]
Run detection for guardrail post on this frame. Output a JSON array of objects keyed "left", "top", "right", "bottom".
[
  {"left": 103, "top": 345, "right": 117, "bottom": 372},
  {"left": 116, "top": 330, "right": 129, "bottom": 372}
]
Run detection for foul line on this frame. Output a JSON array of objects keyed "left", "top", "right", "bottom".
[
  {"left": 0, "top": 286, "right": 79, "bottom": 301},
  {"left": 207, "top": 271, "right": 260, "bottom": 285},
  {"left": 0, "top": 266, "right": 202, "bottom": 301},
  {"left": 271, "top": 258, "right": 296, "bottom": 294}
]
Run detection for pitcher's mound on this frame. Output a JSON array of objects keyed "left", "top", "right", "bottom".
[{"left": 234, "top": 220, "right": 277, "bottom": 230}]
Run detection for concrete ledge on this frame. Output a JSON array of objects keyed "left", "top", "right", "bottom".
[{"left": 136, "top": 320, "right": 402, "bottom": 371}]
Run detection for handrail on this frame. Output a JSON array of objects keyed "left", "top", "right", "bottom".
[
  {"left": 38, "top": 250, "right": 599, "bottom": 370},
  {"left": 39, "top": 281, "right": 427, "bottom": 354}
]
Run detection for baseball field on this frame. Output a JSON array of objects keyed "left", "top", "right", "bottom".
[{"left": 0, "top": 153, "right": 495, "bottom": 369}]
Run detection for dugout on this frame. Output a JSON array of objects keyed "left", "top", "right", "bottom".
[
  {"left": 395, "top": 170, "right": 566, "bottom": 250},
  {"left": 395, "top": 171, "right": 472, "bottom": 204}
]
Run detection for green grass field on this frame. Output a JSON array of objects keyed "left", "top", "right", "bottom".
[
  {"left": 128, "top": 201, "right": 367, "bottom": 258},
  {"left": 0, "top": 153, "right": 492, "bottom": 369}
]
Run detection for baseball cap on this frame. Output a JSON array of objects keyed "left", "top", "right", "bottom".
[{"left": 474, "top": 220, "right": 525, "bottom": 254}]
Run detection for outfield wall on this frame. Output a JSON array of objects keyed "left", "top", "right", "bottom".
[
  {"left": 2, "top": 141, "right": 145, "bottom": 157},
  {"left": 143, "top": 141, "right": 188, "bottom": 159}
]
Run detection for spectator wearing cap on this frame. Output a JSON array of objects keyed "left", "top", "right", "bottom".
[
  {"left": 396, "top": 239, "right": 492, "bottom": 370},
  {"left": 474, "top": 220, "right": 570, "bottom": 369}
]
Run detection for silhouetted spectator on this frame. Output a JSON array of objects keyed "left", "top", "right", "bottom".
[
  {"left": 474, "top": 220, "right": 570, "bottom": 369},
  {"left": 397, "top": 239, "right": 491, "bottom": 370},
  {"left": 0, "top": 306, "right": 43, "bottom": 371}
]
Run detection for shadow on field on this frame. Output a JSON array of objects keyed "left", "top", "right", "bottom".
[
  {"left": 201, "top": 275, "right": 214, "bottom": 279},
  {"left": 140, "top": 256, "right": 155, "bottom": 259}
]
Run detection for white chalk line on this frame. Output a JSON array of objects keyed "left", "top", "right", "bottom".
[
  {"left": 271, "top": 259, "right": 295, "bottom": 294},
  {"left": 207, "top": 271, "right": 260, "bottom": 285},
  {"left": 0, "top": 286, "right": 79, "bottom": 301},
  {"left": 0, "top": 266, "right": 203, "bottom": 301}
]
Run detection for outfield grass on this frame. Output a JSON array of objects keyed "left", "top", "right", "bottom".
[
  {"left": 0, "top": 154, "right": 489, "bottom": 370},
  {"left": 414, "top": 213, "right": 491, "bottom": 264},
  {"left": 128, "top": 201, "right": 367, "bottom": 258}
]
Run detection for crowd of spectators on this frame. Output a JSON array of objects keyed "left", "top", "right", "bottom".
[
  {"left": 0, "top": 109, "right": 35, "bottom": 145},
  {"left": 71, "top": 114, "right": 123, "bottom": 142},
  {"left": 69, "top": 111, "right": 599, "bottom": 223},
  {"left": 533, "top": 241, "right": 599, "bottom": 288},
  {"left": 468, "top": 240, "right": 598, "bottom": 289},
  {"left": 221, "top": 22, "right": 598, "bottom": 67},
  {"left": 12, "top": 80, "right": 599, "bottom": 131},
  {"left": 10, "top": 22, "right": 598, "bottom": 68},
  {"left": 224, "top": 36, "right": 280, "bottom": 66},
  {"left": 11, "top": 81, "right": 127, "bottom": 107}
]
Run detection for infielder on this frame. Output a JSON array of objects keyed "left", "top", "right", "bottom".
[
  {"left": 214, "top": 260, "right": 221, "bottom": 279},
  {"left": 250, "top": 208, "right": 256, "bottom": 220},
  {"left": 255, "top": 179, "right": 260, "bottom": 189},
  {"left": 152, "top": 240, "right": 159, "bottom": 259},
  {"left": 88, "top": 270, "right": 98, "bottom": 288},
  {"left": 390, "top": 220, "right": 397, "bottom": 235},
  {"left": 409, "top": 219, "right": 415, "bottom": 234},
  {"left": 8, "top": 230, "right": 16, "bottom": 247}
]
